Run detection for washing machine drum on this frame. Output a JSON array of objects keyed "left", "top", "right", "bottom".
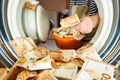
[{"left": 0, "top": 0, "right": 120, "bottom": 68}]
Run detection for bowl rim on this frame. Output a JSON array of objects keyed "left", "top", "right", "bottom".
[{"left": 51, "top": 31, "right": 77, "bottom": 40}]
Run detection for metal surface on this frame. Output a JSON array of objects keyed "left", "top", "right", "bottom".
[
  {"left": 0, "top": 0, "right": 18, "bottom": 68},
  {"left": 99, "top": 0, "right": 120, "bottom": 64}
]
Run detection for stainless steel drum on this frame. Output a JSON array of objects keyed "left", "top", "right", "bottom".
[{"left": 0, "top": 0, "right": 120, "bottom": 68}]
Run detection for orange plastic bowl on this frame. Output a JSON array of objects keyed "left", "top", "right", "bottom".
[{"left": 51, "top": 32, "right": 81, "bottom": 49}]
